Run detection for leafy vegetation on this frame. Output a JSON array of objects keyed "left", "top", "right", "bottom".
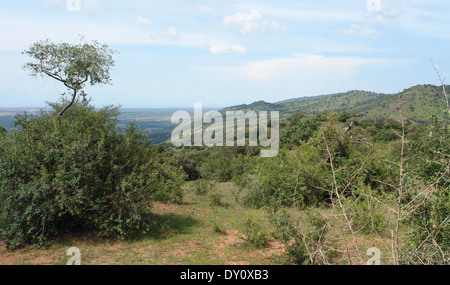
[{"left": 0, "top": 99, "right": 185, "bottom": 248}]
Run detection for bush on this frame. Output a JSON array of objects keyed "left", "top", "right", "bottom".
[
  {"left": 241, "top": 146, "right": 327, "bottom": 209},
  {"left": 346, "top": 185, "right": 389, "bottom": 235},
  {"left": 211, "top": 220, "right": 227, "bottom": 235},
  {"left": 192, "top": 179, "right": 215, "bottom": 196},
  {"left": 268, "top": 208, "right": 310, "bottom": 265},
  {"left": 239, "top": 213, "right": 269, "bottom": 248},
  {"left": 280, "top": 116, "right": 320, "bottom": 147},
  {"left": 165, "top": 149, "right": 205, "bottom": 180},
  {"left": 209, "top": 190, "right": 225, "bottom": 207},
  {"left": 0, "top": 99, "right": 185, "bottom": 248},
  {"left": 198, "top": 147, "right": 258, "bottom": 182}
]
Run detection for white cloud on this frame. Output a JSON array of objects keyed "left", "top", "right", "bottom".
[
  {"left": 80, "top": 0, "right": 103, "bottom": 13},
  {"left": 136, "top": 16, "right": 153, "bottom": 25},
  {"left": 44, "top": 0, "right": 104, "bottom": 13},
  {"left": 222, "top": 10, "right": 285, "bottom": 34},
  {"left": 208, "top": 40, "right": 247, "bottom": 55},
  {"left": 208, "top": 54, "right": 389, "bottom": 85},
  {"left": 341, "top": 24, "right": 382, "bottom": 39},
  {"left": 366, "top": 0, "right": 402, "bottom": 26},
  {"left": 166, "top": 27, "right": 179, "bottom": 38},
  {"left": 198, "top": 5, "right": 213, "bottom": 13}
]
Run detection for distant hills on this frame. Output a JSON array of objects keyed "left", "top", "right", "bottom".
[
  {"left": 1, "top": 84, "right": 449, "bottom": 144},
  {"left": 221, "top": 84, "right": 449, "bottom": 123}
]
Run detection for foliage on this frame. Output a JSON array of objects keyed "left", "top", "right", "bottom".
[
  {"left": 239, "top": 213, "right": 269, "bottom": 248},
  {"left": 191, "top": 179, "right": 215, "bottom": 196},
  {"left": 0, "top": 99, "right": 184, "bottom": 248},
  {"left": 268, "top": 208, "right": 307, "bottom": 265},
  {"left": 401, "top": 114, "right": 450, "bottom": 264},
  {"left": 198, "top": 147, "right": 257, "bottom": 182},
  {"left": 344, "top": 184, "right": 389, "bottom": 235},
  {"left": 23, "top": 38, "right": 116, "bottom": 121},
  {"left": 240, "top": 146, "right": 327, "bottom": 209},
  {"left": 280, "top": 116, "right": 321, "bottom": 147},
  {"left": 165, "top": 149, "right": 206, "bottom": 180},
  {"left": 208, "top": 190, "right": 225, "bottom": 207},
  {"left": 211, "top": 220, "right": 227, "bottom": 235}
]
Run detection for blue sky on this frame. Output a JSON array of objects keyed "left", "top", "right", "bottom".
[{"left": 0, "top": 0, "right": 449, "bottom": 108}]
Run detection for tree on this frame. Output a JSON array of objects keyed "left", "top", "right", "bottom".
[{"left": 23, "top": 37, "right": 116, "bottom": 123}]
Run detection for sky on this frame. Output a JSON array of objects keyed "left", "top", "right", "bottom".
[{"left": 0, "top": 0, "right": 449, "bottom": 108}]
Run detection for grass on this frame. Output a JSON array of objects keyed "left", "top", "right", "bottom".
[{"left": 0, "top": 181, "right": 399, "bottom": 265}]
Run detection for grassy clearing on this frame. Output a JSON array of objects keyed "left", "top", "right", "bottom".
[{"left": 0, "top": 181, "right": 396, "bottom": 265}]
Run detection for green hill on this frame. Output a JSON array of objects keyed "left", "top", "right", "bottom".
[
  {"left": 278, "top": 90, "right": 391, "bottom": 115},
  {"left": 222, "top": 90, "right": 391, "bottom": 115},
  {"left": 352, "top": 84, "right": 449, "bottom": 123},
  {"left": 221, "top": 84, "right": 449, "bottom": 123}
]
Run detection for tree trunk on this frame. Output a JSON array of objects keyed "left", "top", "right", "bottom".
[{"left": 58, "top": 88, "right": 77, "bottom": 124}]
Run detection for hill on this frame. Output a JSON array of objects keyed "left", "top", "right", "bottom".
[
  {"left": 221, "top": 84, "right": 449, "bottom": 123},
  {"left": 352, "top": 84, "right": 450, "bottom": 123},
  {"left": 222, "top": 90, "right": 391, "bottom": 115}
]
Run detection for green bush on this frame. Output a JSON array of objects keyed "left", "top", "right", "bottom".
[
  {"left": 402, "top": 115, "right": 449, "bottom": 264},
  {"left": 165, "top": 149, "right": 205, "bottom": 180},
  {"left": 211, "top": 221, "right": 227, "bottom": 235},
  {"left": 239, "top": 213, "right": 269, "bottom": 248},
  {"left": 208, "top": 190, "right": 225, "bottom": 207},
  {"left": 0, "top": 99, "right": 185, "bottom": 248},
  {"left": 241, "top": 146, "right": 327, "bottom": 209},
  {"left": 280, "top": 116, "right": 320, "bottom": 147},
  {"left": 346, "top": 185, "right": 389, "bottom": 235},
  {"left": 192, "top": 179, "right": 215, "bottom": 196},
  {"left": 268, "top": 208, "right": 310, "bottom": 265},
  {"left": 198, "top": 147, "right": 258, "bottom": 182}
]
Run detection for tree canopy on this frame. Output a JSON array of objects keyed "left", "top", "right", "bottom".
[{"left": 23, "top": 38, "right": 116, "bottom": 122}]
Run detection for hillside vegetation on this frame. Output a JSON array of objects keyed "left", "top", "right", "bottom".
[
  {"left": 352, "top": 84, "right": 450, "bottom": 123},
  {"left": 222, "top": 84, "right": 449, "bottom": 124}
]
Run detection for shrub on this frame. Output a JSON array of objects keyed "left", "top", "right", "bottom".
[
  {"left": 239, "top": 213, "right": 269, "bottom": 248},
  {"left": 192, "top": 179, "right": 215, "bottom": 196},
  {"left": 211, "top": 221, "right": 227, "bottom": 235},
  {"left": 0, "top": 99, "right": 185, "bottom": 248},
  {"left": 280, "top": 117, "right": 321, "bottom": 147},
  {"left": 269, "top": 208, "right": 310, "bottom": 265},
  {"left": 165, "top": 149, "right": 205, "bottom": 180},
  {"left": 209, "top": 190, "right": 225, "bottom": 207},
  {"left": 199, "top": 147, "right": 258, "bottom": 182},
  {"left": 241, "top": 146, "right": 327, "bottom": 209},
  {"left": 346, "top": 185, "right": 389, "bottom": 235}
]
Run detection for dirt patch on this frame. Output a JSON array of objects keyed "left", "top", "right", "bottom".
[
  {"left": 260, "top": 241, "right": 285, "bottom": 257},
  {"left": 153, "top": 202, "right": 180, "bottom": 213},
  {"left": 29, "top": 255, "right": 54, "bottom": 265},
  {"left": 0, "top": 243, "right": 18, "bottom": 265},
  {"left": 220, "top": 230, "right": 244, "bottom": 249}
]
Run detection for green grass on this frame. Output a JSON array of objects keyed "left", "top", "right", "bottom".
[{"left": 0, "top": 181, "right": 399, "bottom": 265}]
